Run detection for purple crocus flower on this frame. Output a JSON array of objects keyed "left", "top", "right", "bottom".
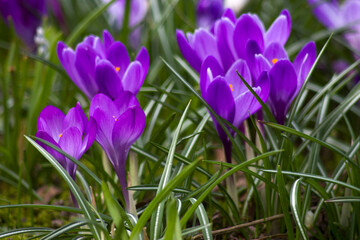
[
  {"left": 200, "top": 56, "right": 270, "bottom": 162},
  {"left": 196, "top": 0, "right": 224, "bottom": 28},
  {"left": 0, "top": 0, "right": 46, "bottom": 48},
  {"left": 176, "top": 9, "right": 291, "bottom": 72},
  {"left": 57, "top": 30, "right": 149, "bottom": 101},
  {"left": 308, "top": 0, "right": 360, "bottom": 56},
  {"left": 36, "top": 103, "right": 96, "bottom": 205},
  {"left": 89, "top": 92, "right": 146, "bottom": 208},
  {"left": 245, "top": 40, "right": 317, "bottom": 124}
]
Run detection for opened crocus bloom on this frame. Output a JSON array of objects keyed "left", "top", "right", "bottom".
[
  {"left": 57, "top": 30, "right": 149, "bottom": 100},
  {"left": 0, "top": 0, "right": 46, "bottom": 48},
  {"left": 36, "top": 103, "right": 96, "bottom": 205},
  {"left": 90, "top": 93, "right": 146, "bottom": 208},
  {"left": 201, "top": 56, "right": 270, "bottom": 161}
]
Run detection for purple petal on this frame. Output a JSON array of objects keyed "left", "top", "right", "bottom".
[
  {"left": 293, "top": 41, "right": 317, "bottom": 92},
  {"left": 233, "top": 90, "right": 258, "bottom": 128},
  {"left": 112, "top": 106, "right": 146, "bottom": 152},
  {"left": 224, "top": 59, "right": 252, "bottom": 96},
  {"left": 342, "top": 0, "right": 360, "bottom": 25},
  {"left": 75, "top": 102, "right": 89, "bottom": 131},
  {"left": 36, "top": 131, "right": 65, "bottom": 163},
  {"left": 176, "top": 30, "right": 202, "bottom": 72},
  {"left": 268, "top": 60, "right": 297, "bottom": 124},
  {"left": 215, "top": 18, "right": 237, "bottom": 71},
  {"left": 81, "top": 117, "right": 97, "bottom": 154},
  {"left": 205, "top": 78, "right": 235, "bottom": 123},
  {"left": 121, "top": 61, "right": 143, "bottom": 95},
  {"left": 103, "top": 29, "right": 114, "bottom": 51},
  {"left": 265, "top": 9, "right": 291, "bottom": 47},
  {"left": 63, "top": 106, "right": 84, "bottom": 134},
  {"left": 233, "top": 14, "right": 265, "bottom": 59},
  {"left": 37, "top": 106, "right": 65, "bottom": 141},
  {"left": 190, "top": 29, "right": 220, "bottom": 65},
  {"left": 113, "top": 91, "right": 140, "bottom": 116},
  {"left": 135, "top": 46, "right": 150, "bottom": 81},
  {"left": 95, "top": 59, "right": 123, "bottom": 99},
  {"left": 246, "top": 40, "right": 271, "bottom": 79},
  {"left": 222, "top": 8, "right": 236, "bottom": 23},
  {"left": 58, "top": 127, "right": 83, "bottom": 161},
  {"left": 200, "top": 56, "right": 224, "bottom": 99},
  {"left": 90, "top": 93, "right": 118, "bottom": 119},
  {"left": 264, "top": 42, "right": 288, "bottom": 64},
  {"left": 74, "top": 43, "right": 99, "bottom": 98},
  {"left": 106, "top": 41, "right": 130, "bottom": 78},
  {"left": 91, "top": 108, "right": 115, "bottom": 151}
]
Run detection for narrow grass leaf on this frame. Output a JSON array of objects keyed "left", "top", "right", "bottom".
[
  {"left": 189, "top": 198, "right": 213, "bottom": 240},
  {"left": 290, "top": 178, "right": 308, "bottom": 240},
  {"left": 164, "top": 199, "right": 182, "bottom": 240}
]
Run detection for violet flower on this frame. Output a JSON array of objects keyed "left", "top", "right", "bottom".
[
  {"left": 308, "top": 0, "right": 360, "bottom": 56},
  {"left": 200, "top": 56, "right": 270, "bottom": 162},
  {"left": 0, "top": 0, "right": 46, "bottom": 48},
  {"left": 89, "top": 93, "right": 146, "bottom": 208},
  {"left": 196, "top": 0, "right": 224, "bottom": 28},
  {"left": 176, "top": 9, "right": 291, "bottom": 72},
  {"left": 57, "top": 30, "right": 149, "bottom": 100},
  {"left": 36, "top": 103, "right": 96, "bottom": 205},
  {"left": 245, "top": 40, "right": 317, "bottom": 124}
]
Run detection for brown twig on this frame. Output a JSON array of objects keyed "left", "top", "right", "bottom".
[{"left": 191, "top": 213, "right": 286, "bottom": 239}]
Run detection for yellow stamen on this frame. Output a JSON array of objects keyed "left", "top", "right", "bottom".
[
  {"left": 272, "top": 58, "right": 278, "bottom": 64},
  {"left": 59, "top": 133, "right": 63, "bottom": 138},
  {"left": 112, "top": 116, "right": 117, "bottom": 121},
  {"left": 229, "top": 84, "right": 234, "bottom": 92},
  {"left": 115, "top": 67, "right": 120, "bottom": 72}
]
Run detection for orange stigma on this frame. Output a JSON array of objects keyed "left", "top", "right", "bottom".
[
  {"left": 59, "top": 133, "right": 63, "bottom": 138},
  {"left": 112, "top": 116, "right": 117, "bottom": 121},
  {"left": 229, "top": 84, "right": 234, "bottom": 92},
  {"left": 115, "top": 67, "right": 120, "bottom": 72},
  {"left": 272, "top": 58, "right": 278, "bottom": 64}
]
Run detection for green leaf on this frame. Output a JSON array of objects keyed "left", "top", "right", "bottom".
[
  {"left": 290, "top": 178, "right": 308, "bottom": 240},
  {"left": 189, "top": 198, "right": 213, "bottom": 240},
  {"left": 164, "top": 199, "right": 182, "bottom": 240}
]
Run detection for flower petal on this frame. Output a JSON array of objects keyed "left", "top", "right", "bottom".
[
  {"left": 233, "top": 14, "right": 265, "bottom": 59},
  {"left": 222, "top": 8, "right": 236, "bottom": 23},
  {"left": 246, "top": 40, "right": 271, "bottom": 79},
  {"left": 90, "top": 93, "right": 118, "bottom": 119},
  {"left": 106, "top": 41, "right": 130, "bottom": 78},
  {"left": 121, "top": 61, "right": 143, "bottom": 94},
  {"left": 37, "top": 106, "right": 65, "bottom": 141},
  {"left": 63, "top": 106, "right": 84, "bottom": 134},
  {"left": 265, "top": 9, "right": 291, "bottom": 47},
  {"left": 176, "top": 30, "right": 202, "bottom": 72},
  {"left": 114, "top": 91, "right": 140, "bottom": 116},
  {"left": 190, "top": 29, "right": 220, "bottom": 65},
  {"left": 95, "top": 59, "right": 123, "bottom": 99},
  {"left": 225, "top": 59, "right": 252, "bottom": 97},
  {"left": 200, "top": 56, "right": 224, "bottom": 99},
  {"left": 309, "top": 0, "right": 341, "bottom": 29},
  {"left": 36, "top": 131, "right": 64, "bottom": 163},
  {"left": 215, "top": 18, "right": 236, "bottom": 71},
  {"left": 293, "top": 41, "right": 317, "bottom": 92},
  {"left": 268, "top": 60, "right": 297, "bottom": 124},
  {"left": 264, "top": 42, "right": 288, "bottom": 63},
  {"left": 135, "top": 46, "right": 150, "bottom": 81},
  {"left": 59, "top": 127, "right": 83, "bottom": 160}
]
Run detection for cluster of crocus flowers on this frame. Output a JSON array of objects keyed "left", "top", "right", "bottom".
[
  {"left": 177, "top": 8, "right": 316, "bottom": 161},
  {"left": 37, "top": 30, "right": 147, "bottom": 209},
  {"left": 308, "top": 0, "right": 360, "bottom": 56},
  {"left": 177, "top": 8, "right": 316, "bottom": 125},
  {"left": 0, "top": 0, "right": 47, "bottom": 48},
  {"left": 57, "top": 30, "right": 149, "bottom": 100}
]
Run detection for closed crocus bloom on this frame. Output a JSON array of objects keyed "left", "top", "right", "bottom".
[
  {"left": 309, "top": 0, "right": 360, "bottom": 55},
  {"left": 196, "top": 0, "right": 224, "bottom": 28},
  {"left": 57, "top": 30, "right": 149, "bottom": 100},
  {"left": 36, "top": 103, "right": 96, "bottom": 182},
  {"left": 246, "top": 40, "right": 317, "bottom": 124},
  {"left": 200, "top": 56, "right": 270, "bottom": 161},
  {"left": 176, "top": 8, "right": 291, "bottom": 72},
  {"left": 89, "top": 93, "right": 146, "bottom": 208},
  {"left": 0, "top": 0, "right": 46, "bottom": 48}
]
